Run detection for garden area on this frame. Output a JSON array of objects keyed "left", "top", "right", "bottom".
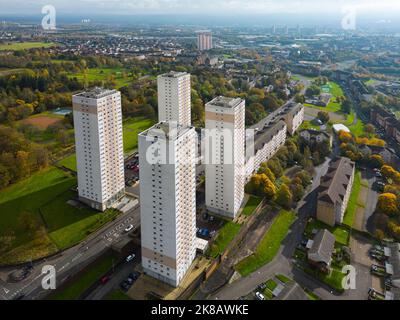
[
  {"left": 235, "top": 210, "right": 296, "bottom": 276},
  {"left": 304, "top": 219, "right": 350, "bottom": 246}
]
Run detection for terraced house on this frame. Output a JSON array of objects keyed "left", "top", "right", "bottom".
[{"left": 317, "top": 157, "right": 355, "bottom": 227}]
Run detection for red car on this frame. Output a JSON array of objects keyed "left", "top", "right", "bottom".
[{"left": 101, "top": 276, "right": 110, "bottom": 284}]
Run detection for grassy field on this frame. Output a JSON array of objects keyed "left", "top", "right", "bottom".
[
  {"left": 241, "top": 196, "right": 262, "bottom": 217},
  {"left": 0, "top": 168, "right": 76, "bottom": 264},
  {"left": 104, "top": 289, "right": 132, "bottom": 300},
  {"left": 207, "top": 222, "right": 242, "bottom": 258},
  {"left": 58, "top": 154, "right": 77, "bottom": 171},
  {"left": 0, "top": 166, "right": 118, "bottom": 264},
  {"left": 305, "top": 82, "right": 345, "bottom": 113},
  {"left": 343, "top": 171, "right": 365, "bottom": 228},
  {"left": 67, "top": 67, "right": 133, "bottom": 89},
  {"left": 123, "top": 117, "right": 155, "bottom": 154},
  {"left": 50, "top": 254, "right": 116, "bottom": 300},
  {"left": 0, "top": 42, "right": 56, "bottom": 51},
  {"left": 235, "top": 210, "right": 296, "bottom": 276},
  {"left": 305, "top": 220, "right": 349, "bottom": 246}
]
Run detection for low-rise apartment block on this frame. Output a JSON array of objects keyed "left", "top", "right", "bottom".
[
  {"left": 317, "top": 157, "right": 355, "bottom": 227},
  {"left": 246, "top": 120, "right": 287, "bottom": 178},
  {"left": 279, "top": 102, "right": 304, "bottom": 135},
  {"left": 370, "top": 106, "right": 400, "bottom": 144},
  {"left": 299, "top": 129, "right": 332, "bottom": 147}
]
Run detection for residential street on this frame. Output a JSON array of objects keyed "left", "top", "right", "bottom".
[
  {"left": 0, "top": 204, "right": 140, "bottom": 300},
  {"left": 207, "top": 157, "right": 334, "bottom": 300}
]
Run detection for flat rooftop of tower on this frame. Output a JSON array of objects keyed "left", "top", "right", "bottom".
[
  {"left": 74, "top": 87, "right": 119, "bottom": 100},
  {"left": 158, "top": 71, "right": 189, "bottom": 79},
  {"left": 139, "top": 122, "right": 193, "bottom": 141},
  {"left": 206, "top": 96, "right": 244, "bottom": 109}
]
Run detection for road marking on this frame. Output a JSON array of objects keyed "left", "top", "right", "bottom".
[{"left": 72, "top": 254, "right": 82, "bottom": 262}]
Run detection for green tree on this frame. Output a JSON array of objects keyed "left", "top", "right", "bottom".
[{"left": 276, "top": 184, "right": 293, "bottom": 209}]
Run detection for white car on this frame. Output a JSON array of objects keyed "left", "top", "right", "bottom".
[
  {"left": 126, "top": 254, "right": 136, "bottom": 263},
  {"left": 255, "top": 292, "right": 265, "bottom": 301},
  {"left": 124, "top": 225, "right": 134, "bottom": 233}
]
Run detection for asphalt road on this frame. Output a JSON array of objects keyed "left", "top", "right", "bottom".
[
  {"left": 208, "top": 157, "right": 333, "bottom": 301},
  {"left": 0, "top": 204, "right": 140, "bottom": 301}
]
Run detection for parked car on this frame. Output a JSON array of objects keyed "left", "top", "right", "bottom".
[
  {"left": 128, "top": 272, "right": 140, "bottom": 281},
  {"left": 124, "top": 225, "right": 134, "bottom": 233},
  {"left": 258, "top": 283, "right": 267, "bottom": 291},
  {"left": 101, "top": 275, "right": 110, "bottom": 284},
  {"left": 120, "top": 281, "right": 130, "bottom": 292},
  {"left": 126, "top": 254, "right": 136, "bottom": 263},
  {"left": 255, "top": 292, "right": 265, "bottom": 301}
]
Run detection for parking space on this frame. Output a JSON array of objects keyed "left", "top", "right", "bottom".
[
  {"left": 195, "top": 210, "right": 225, "bottom": 241},
  {"left": 125, "top": 153, "right": 140, "bottom": 187}
]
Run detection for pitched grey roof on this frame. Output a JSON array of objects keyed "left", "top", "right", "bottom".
[
  {"left": 300, "top": 129, "right": 330, "bottom": 139},
  {"left": 318, "top": 157, "right": 355, "bottom": 205},
  {"left": 254, "top": 120, "right": 286, "bottom": 153},
  {"left": 308, "top": 229, "right": 335, "bottom": 266}
]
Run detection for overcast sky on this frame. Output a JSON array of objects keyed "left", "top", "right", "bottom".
[{"left": 1, "top": 0, "right": 400, "bottom": 15}]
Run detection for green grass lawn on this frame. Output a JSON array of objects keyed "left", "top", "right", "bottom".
[
  {"left": 266, "top": 279, "right": 278, "bottom": 291},
  {"left": 241, "top": 196, "right": 262, "bottom": 216},
  {"left": 41, "top": 191, "right": 119, "bottom": 249},
  {"left": 67, "top": 67, "right": 134, "bottom": 89},
  {"left": 235, "top": 210, "right": 296, "bottom": 276},
  {"left": 276, "top": 274, "right": 292, "bottom": 284},
  {"left": 0, "top": 167, "right": 71, "bottom": 205},
  {"left": 123, "top": 117, "right": 155, "bottom": 154},
  {"left": 50, "top": 254, "right": 116, "bottom": 300},
  {"left": 207, "top": 222, "right": 242, "bottom": 258},
  {"left": 300, "top": 120, "right": 321, "bottom": 130},
  {"left": 305, "top": 220, "right": 349, "bottom": 246},
  {"left": 0, "top": 168, "right": 76, "bottom": 264},
  {"left": 305, "top": 82, "right": 345, "bottom": 113},
  {"left": 58, "top": 154, "right": 77, "bottom": 171},
  {"left": 104, "top": 289, "right": 132, "bottom": 300},
  {"left": 0, "top": 42, "right": 56, "bottom": 51},
  {"left": 343, "top": 171, "right": 364, "bottom": 228},
  {"left": 304, "top": 265, "right": 345, "bottom": 293},
  {"left": 0, "top": 166, "right": 119, "bottom": 264}
]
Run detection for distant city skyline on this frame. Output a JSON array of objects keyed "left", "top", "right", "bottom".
[{"left": 1, "top": 0, "right": 400, "bottom": 15}]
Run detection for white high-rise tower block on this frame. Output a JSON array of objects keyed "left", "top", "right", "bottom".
[
  {"left": 205, "top": 96, "right": 246, "bottom": 219},
  {"left": 157, "top": 71, "right": 191, "bottom": 127},
  {"left": 139, "top": 122, "right": 197, "bottom": 287},
  {"left": 72, "top": 88, "right": 125, "bottom": 212}
]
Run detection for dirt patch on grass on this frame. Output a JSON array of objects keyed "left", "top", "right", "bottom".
[
  {"left": 304, "top": 107, "right": 345, "bottom": 122},
  {"left": 23, "top": 116, "right": 61, "bottom": 130}
]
